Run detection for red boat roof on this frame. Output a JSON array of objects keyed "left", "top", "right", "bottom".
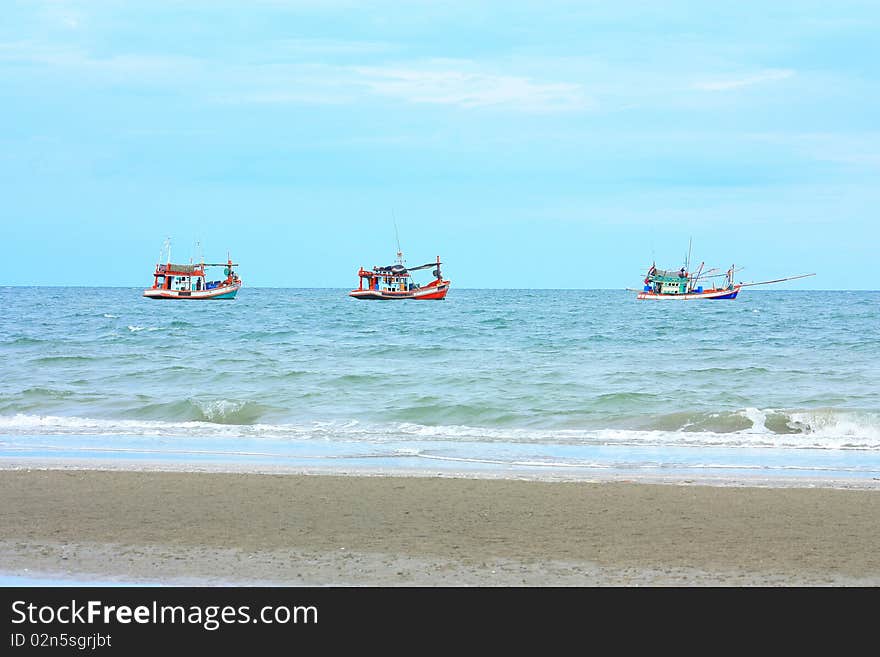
[{"left": 155, "top": 261, "right": 238, "bottom": 275}]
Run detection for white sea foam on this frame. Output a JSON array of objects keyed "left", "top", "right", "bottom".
[
  {"left": 787, "top": 409, "right": 880, "bottom": 440},
  {"left": 0, "top": 410, "right": 878, "bottom": 450},
  {"left": 740, "top": 407, "right": 769, "bottom": 434},
  {"left": 194, "top": 399, "right": 247, "bottom": 422},
  {"left": 126, "top": 325, "right": 160, "bottom": 332}
]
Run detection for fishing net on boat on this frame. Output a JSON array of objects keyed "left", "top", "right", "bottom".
[
  {"left": 651, "top": 268, "right": 688, "bottom": 279},
  {"left": 158, "top": 263, "right": 200, "bottom": 274}
]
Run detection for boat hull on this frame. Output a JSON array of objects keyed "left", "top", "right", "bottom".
[
  {"left": 349, "top": 282, "right": 450, "bottom": 300},
  {"left": 637, "top": 285, "right": 741, "bottom": 300},
  {"left": 143, "top": 282, "right": 242, "bottom": 300}
]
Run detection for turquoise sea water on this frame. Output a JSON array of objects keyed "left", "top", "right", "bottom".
[{"left": 1, "top": 287, "right": 878, "bottom": 485}]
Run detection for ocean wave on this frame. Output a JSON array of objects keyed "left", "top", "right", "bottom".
[
  {"left": 3, "top": 336, "right": 47, "bottom": 346},
  {"left": 18, "top": 387, "right": 78, "bottom": 399},
  {"left": 594, "top": 392, "right": 662, "bottom": 404},
  {"left": 30, "top": 355, "right": 97, "bottom": 365},
  {"left": 195, "top": 399, "right": 271, "bottom": 424},
  {"left": 390, "top": 403, "right": 522, "bottom": 426},
  {"left": 784, "top": 408, "right": 880, "bottom": 439},
  {"left": 0, "top": 407, "right": 878, "bottom": 450},
  {"left": 0, "top": 388, "right": 81, "bottom": 413},
  {"left": 126, "top": 399, "right": 276, "bottom": 425}
]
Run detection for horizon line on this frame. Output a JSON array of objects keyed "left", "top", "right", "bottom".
[{"left": 0, "top": 285, "right": 870, "bottom": 292}]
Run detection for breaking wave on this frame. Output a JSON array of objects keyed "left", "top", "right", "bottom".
[
  {"left": 127, "top": 325, "right": 161, "bottom": 333},
  {"left": 0, "top": 407, "right": 878, "bottom": 450},
  {"left": 126, "top": 399, "right": 276, "bottom": 425}
]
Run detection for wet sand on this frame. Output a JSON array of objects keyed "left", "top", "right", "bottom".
[{"left": 1, "top": 469, "right": 879, "bottom": 585}]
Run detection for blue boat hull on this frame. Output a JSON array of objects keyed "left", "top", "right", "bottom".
[
  {"left": 637, "top": 285, "right": 741, "bottom": 300},
  {"left": 707, "top": 290, "right": 739, "bottom": 300}
]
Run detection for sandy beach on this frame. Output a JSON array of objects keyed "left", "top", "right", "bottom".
[{"left": 1, "top": 469, "right": 878, "bottom": 586}]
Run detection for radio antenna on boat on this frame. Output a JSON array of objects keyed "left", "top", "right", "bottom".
[{"left": 393, "top": 214, "right": 405, "bottom": 266}]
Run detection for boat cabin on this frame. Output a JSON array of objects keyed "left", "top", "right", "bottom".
[
  {"left": 151, "top": 262, "right": 236, "bottom": 293},
  {"left": 350, "top": 254, "right": 448, "bottom": 301},
  {"left": 644, "top": 267, "right": 703, "bottom": 296},
  {"left": 356, "top": 266, "right": 420, "bottom": 293}
]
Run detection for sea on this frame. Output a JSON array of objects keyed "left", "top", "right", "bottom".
[{"left": 1, "top": 287, "right": 879, "bottom": 487}]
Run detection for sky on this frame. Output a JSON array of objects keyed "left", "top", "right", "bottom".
[{"left": 2, "top": 0, "right": 878, "bottom": 289}]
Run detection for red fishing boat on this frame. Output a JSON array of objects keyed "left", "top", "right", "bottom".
[
  {"left": 350, "top": 252, "right": 450, "bottom": 300},
  {"left": 143, "top": 240, "right": 242, "bottom": 300}
]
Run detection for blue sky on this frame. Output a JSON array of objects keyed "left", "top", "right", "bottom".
[{"left": 2, "top": 1, "right": 878, "bottom": 289}]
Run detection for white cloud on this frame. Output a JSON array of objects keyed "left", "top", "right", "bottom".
[
  {"left": 0, "top": 41, "right": 201, "bottom": 82},
  {"left": 748, "top": 132, "right": 880, "bottom": 169},
  {"left": 694, "top": 69, "right": 795, "bottom": 91},
  {"left": 38, "top": 0, "right": 83, "bottom": 30},
  {"left": 268, "top": 38, "right": 397, "bottom": 56},
  {"left": 351, "top": 65, "right": 592, "bottom": 111},
  {"left": 2, "top": 41, "right": 589, "bottom": 112}
]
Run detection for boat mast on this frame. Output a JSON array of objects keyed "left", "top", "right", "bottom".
[
  {"left": 686, "top": 237, "right": 692, "bottom": 275},
  {"left": 159, "top": 236, "right": 171, "bottom": 266},
  {"left": 393, "top": 215, "right": 404, "bottom": 266},
  {"left": 691, "top": 261, "right": 705, "bottom": 292}
]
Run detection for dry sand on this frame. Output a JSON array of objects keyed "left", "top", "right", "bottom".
[{"left": 1, "top": 469, "right": 879, "bottom": 585}]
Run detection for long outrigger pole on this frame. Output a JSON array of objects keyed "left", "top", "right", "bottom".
[
  {"left": 406, "top": 262, "right": 439, "bottom": 271},
  {"left": 738, "top": 273, "right": 815, "bottom": 288}
]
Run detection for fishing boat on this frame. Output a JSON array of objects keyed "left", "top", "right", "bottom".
[
  {"left": 636, "top": 263, "right": 744, "bottom": 300},
  {"left": 632, "top": 243, "right": 814, "bottom": 300},
  {"left": 143, "top": 240, "right": 242, "bottom": 300},
  {"left": 350, "top": 252, "right": 450, "bottom": 300}
]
